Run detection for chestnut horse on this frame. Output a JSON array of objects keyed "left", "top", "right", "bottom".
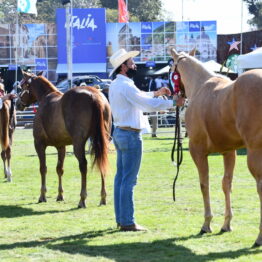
[
  {"left": 171, "top": 48, "right": 262, "bottom": 246},
  {"left": 16, "top": 71, "right": 111, "bottom": 208},
  {"left": 0, "top": 83, "right": 16, "bottom": 182}
]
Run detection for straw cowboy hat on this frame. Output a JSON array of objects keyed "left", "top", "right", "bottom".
[{"left": 109, "top": 48, "right": 139, "bottom": 77}]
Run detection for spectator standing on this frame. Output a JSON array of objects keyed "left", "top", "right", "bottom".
[
  {"left": 146, "top": 76, "right": 158, "bottom": 137},
  {"left": 155, "top": 76, "right": 163, "bottom": 90}
]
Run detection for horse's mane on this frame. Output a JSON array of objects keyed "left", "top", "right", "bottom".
[
  {"left": 183, "top": 53, "right": 231, "bottom": 81},
  {"left": 38, "top": 76, "right": 59, "bottom": 92}
]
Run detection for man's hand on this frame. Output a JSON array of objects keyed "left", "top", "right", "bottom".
[
  {"left": 154, "top": 87, "right": 171, "bottom": 97},
  {"left": 173, "top": 95, "right": 185, "bottom": 107},
  {"left": 2, "top": 93, "right": 17, "bottom": 102}
]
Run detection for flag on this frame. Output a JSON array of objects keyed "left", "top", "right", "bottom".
[
  {"left": 17, "top": 0, "right": 37, "bottom": 15},
  {"left": 118, "top": 0, "right": 128, "bottom": 23}
]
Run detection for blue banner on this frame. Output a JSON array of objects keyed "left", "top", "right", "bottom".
[
  {"left": 56, "top": 8, "right": 106, "bottom": 65},
  {"left": 8, "top": 65, "right": 18, "bottom": 70},
  {"left": 35, "top": 58, "right": 47, "bottom": 71}
]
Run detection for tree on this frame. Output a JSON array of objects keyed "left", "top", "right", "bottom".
[
  {"left": 243, "top": 0, "right": 262, "bottom": 29},
  {"left": 0, "top": 0, "right": 101, "bottom": 24},
  {"left": 0, "top": 0, "right": 163, "bottom": 24},
  {"left": 0, "top": 1, "right": 17, "bottom": 24},
  {"left": 106, "top": 8, "right": 139, "bottom": 23},
  {"left": 100, "top": 0, "right": 163, "bottom": 21},
  {"left": 99, "top": 0, "right": 116, "bottom": 9}
]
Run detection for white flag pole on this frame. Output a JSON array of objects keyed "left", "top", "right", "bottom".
[
  {"left": 240, "top": 0, "right": 243, "bottom": 55},
  {"left": 182, "top": 0, "right": 184, "bottom": 21},
  {"left": 15, "top": 11, "right": 19, "bottom": 92},
  {"left": 65, "top": 2, "right": 73, "bottom": 89}
]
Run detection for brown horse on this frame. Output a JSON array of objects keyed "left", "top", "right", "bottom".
[
  {"left": 0, "top": 83, "right": 16, "bottom": 182},
  {"left": 171, "top": 48, "right": 262, "bottom": 246},
  {"left": 16, "top": 71, "right": 111, "bottom": 208}
]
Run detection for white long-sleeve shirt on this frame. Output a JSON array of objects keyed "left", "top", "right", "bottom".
[{"left": 109, "top": 74, "right": 173, "bottom": 130}]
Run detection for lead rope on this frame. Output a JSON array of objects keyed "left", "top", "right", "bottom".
[{"left": 171, "top": 106, "right": 183, "bottom": 201}]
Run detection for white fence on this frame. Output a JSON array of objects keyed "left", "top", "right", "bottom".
[{"left": 16, "top": 107, "right": 186, "bottom": 129}]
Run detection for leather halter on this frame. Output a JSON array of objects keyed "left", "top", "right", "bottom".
[{"left": 18, "top": 77, "right": 33, "bottom": 107}]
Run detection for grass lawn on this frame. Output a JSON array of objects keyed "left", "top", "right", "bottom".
[{"left": 0, "top": 127, "right": 262, "bottom": 261}]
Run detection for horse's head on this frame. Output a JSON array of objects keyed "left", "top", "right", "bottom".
[
  {"left": 16, "top": 71, "right": 43, "bottom": 111},
  {"left": 170, "top": 48, "right": 196, "bottom": 72},
  {"left": 169, "top": 48, "right": 196, "bottom": 98}
]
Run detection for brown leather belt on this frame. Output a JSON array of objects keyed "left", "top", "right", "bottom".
[{"left": 117, "top": 126, "right": 141, "bottom": 132}]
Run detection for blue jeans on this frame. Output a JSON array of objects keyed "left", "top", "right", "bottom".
[{"left": 113, "top": 127, "right": 143, "bottom": 226}]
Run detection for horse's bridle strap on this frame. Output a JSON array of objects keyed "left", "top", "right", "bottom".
[
  {"left": 18, "top": 90, "right": 30, "bottom": 107},
  {"left": 175, "top": 56, "right": 187, "bottom": 72}
]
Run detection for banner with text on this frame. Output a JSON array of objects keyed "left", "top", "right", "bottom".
[{"left": 56, "top": 8, "right": 106, "bottom": 65}]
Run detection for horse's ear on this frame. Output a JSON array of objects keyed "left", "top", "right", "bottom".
[
  {"left": 37, "top": 71, "right": 44, "bottom": 76},
  {"left": 22, "top": 70, "right": 30, "bottom": 78},
  {"left": 170, "top": 48, "right": 179, "bottom": 60},
  {"left": 189, "top": 48, "right": 196, "bottom": 57}
]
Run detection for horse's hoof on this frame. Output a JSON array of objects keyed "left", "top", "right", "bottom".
[
  {"left": 56, "top": 196, "right": 64, "bottom": 202},
  {"left": 38, "top": 197, "right": 47, "bottom": 203},
  {"left": 99, "top": 200, "right": 106, "bottom": 206},
  {"left": 199, "top": 229, "right": 207, "bottom": 235},
  {"left": 199, "top": 227, "right": 212, "bottom": 235},
  {"left": 78, "top": 202, "right": 86, "bottom": 208},
  {"left": 220, "top": 227, "right": 232, "bottom": 233},
  {"left": 252, "top": 242, "right": 261, "bottom": 248}
]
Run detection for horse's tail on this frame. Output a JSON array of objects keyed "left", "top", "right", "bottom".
[
  {"left": 0, "top": 101, "right": 10, "bottom": 150},
  {"left": 90, "top": 96, "right": 111, "bottom": 176}
]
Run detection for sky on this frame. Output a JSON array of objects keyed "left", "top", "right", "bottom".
[{"left": 162, "top": 0, "right": 253, "bottom": 34}]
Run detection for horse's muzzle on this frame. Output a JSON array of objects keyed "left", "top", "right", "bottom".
[{"left": 15, "top": 99, "right": 26, "bottom": 111}]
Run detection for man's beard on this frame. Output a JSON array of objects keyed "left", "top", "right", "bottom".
[{"left": 126, "top": 68, "right": 137, "bottom": 79}]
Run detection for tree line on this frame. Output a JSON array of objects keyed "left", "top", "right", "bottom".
[
  {"left": 0, "top": 0, "right": 260, "bottom": 30},
  {"left": 0, "top": 0, "right": 162, "bottom": 24}
]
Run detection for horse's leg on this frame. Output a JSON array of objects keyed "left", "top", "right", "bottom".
[
  {"left": 35, "top": 142, "right": 47, "bottom": 203},
  {"left": 1, "top": 147, "right": 12, "bottom": 182},
  {"left": 190, "top": 144, "right": 212, "bottom": 234},
  {"left": 247, "top": 149, "right": 262, "bottom": 246},
  {"left": 5, "top": 146, "right": 12, "bottom": 182},
  {"left": 99, "top": 172, "right": 106, "bottom": 205},
  {"left": 73, "top": 141, "right": 87, "bottom": 208},
  {"left": 56, "top": 146, "right": 66, "bottom": 201},
  {"left": 1, "top": 150, "right": 7, "bottom": 179},
  {"left": 221, "top": 150, "right": 235, "bottom": 232}
]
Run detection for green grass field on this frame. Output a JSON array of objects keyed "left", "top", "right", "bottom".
[{"left": 0, "top": 128, "right": 262, "bottom": 261}]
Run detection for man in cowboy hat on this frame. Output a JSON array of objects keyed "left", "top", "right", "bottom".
[{"left": 109, "top": 48, "right": 184, "bottom": 232}]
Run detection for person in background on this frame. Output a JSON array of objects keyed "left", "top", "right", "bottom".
[
  {"left": 155, "top": 76, "right": 163, "bottom": 90},
  {"left": 146, "top": 76, "right": 158, "bottom": 137},
  {"left": 162, "top": 75, "right": 169, "bottom": 88},
  {"left": 109, "top": 48, "right": 184, "bottom": 232},
  {"left": 147, "top": 76, "right": 156, "bottom": 92}
]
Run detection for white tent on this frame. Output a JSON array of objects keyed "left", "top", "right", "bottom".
[
  {"left": 153, "top": 60, "right": 231, "bottom": 75},
  {"left": 203, "top": 60, "right": 233, "bottom": 73},
  {"left": 153, "top": 65, "right": 170, "bottom": 75},
  {"left": 237, "top": 47, "right": 262, "bottom": 74}
]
